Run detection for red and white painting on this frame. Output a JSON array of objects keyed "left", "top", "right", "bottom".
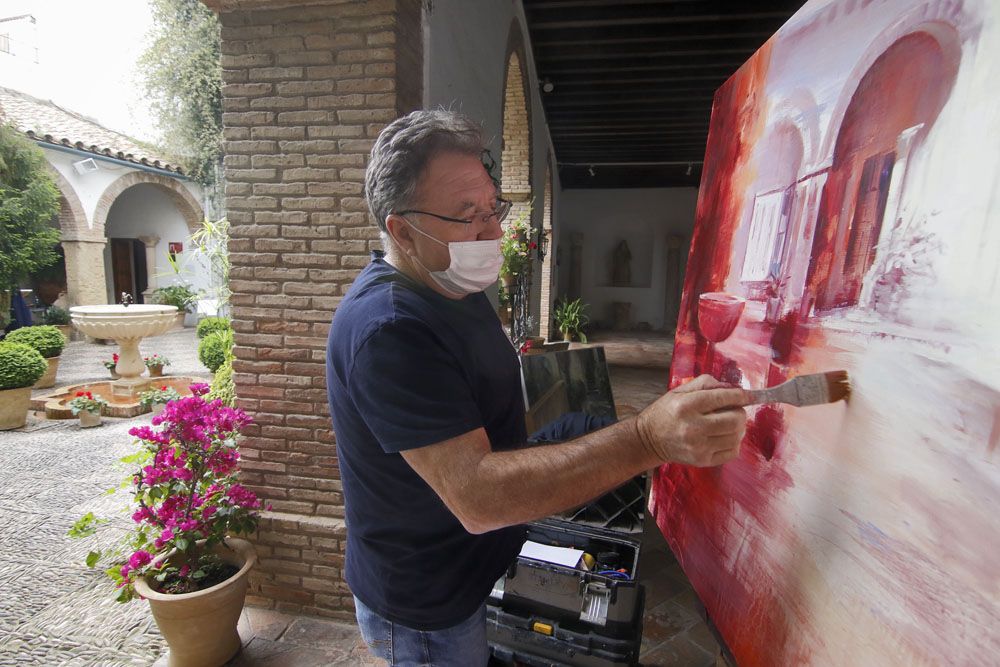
[{"left": 650, "top": 0, "right": 1000, "bottom": 664}]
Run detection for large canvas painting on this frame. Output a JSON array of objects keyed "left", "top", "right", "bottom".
[{"left": 650, "top": 0, "right": 1000, "bottom": 664}]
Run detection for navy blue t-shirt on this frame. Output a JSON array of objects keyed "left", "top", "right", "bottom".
[{"left": 326, "top": 252, "right": 527, "bottom": 630}]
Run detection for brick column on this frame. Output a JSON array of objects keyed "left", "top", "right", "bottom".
[{"left": 204, "top": 0, "right": 422, "bottom": 618}]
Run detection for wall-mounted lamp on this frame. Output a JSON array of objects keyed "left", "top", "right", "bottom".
[
  {"left": 541, "top": 78, "right": 554, "bottom": 93},
  {"left": 535, "top": 227, "right": 549, "bottom": 262},
  {"left": 72, "top": 158, "right": 99, "bottom": 175}
]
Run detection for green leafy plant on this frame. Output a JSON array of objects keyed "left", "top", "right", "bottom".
[
  {"left": 139, "top": 385, "right": 181, "bottom": 410},
  {"left": 69, "top": 383, "right": 265, "bottom": 601},
  {"left": 189, "top": 218, "right": 231, "bottom": 313},
  {"left": 5, "top": 325, "right": 66, "bottom": 358},
  {"left": 43, "top": 306, "right": 71, "bottom": 325},
  {"left": 0, "top": 123, "right": 61, "bottom": 329},
  {"left": 553, "top": 297, "right": 590, "bottom": 343},
  {"left": 198, "top": 328, "right": 233, "bottom": 373},
  {"left": 68, "top": 390, "right": 109, "bottom": 416},
  {"left": 0, "top": 342, "right": 47, "bottom": 389},
  {"left": 152, "top": 284, "right": 198, "bottom": 313},
  {"left": 143, "top": 354, "right": 171, "bottom": 369},
  {"left": 208, "top": 353, "right": 235, "bottom": 407},
  {"left": 196, "top": 316, "right": 231, "bottom": 340},
  {"left": 104, "top": 353, "right": 120, "bottom": 371},
  {"left": 500, "top": 205, "right": 535, "bottom": 279}
]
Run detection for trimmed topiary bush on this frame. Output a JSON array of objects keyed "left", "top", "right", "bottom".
[
  {"left": 5, "top": 325, "right": 66, "bottom": 358},
  {"left": 0, "top": 342, "right": 47, "bottom": 389},
  {"left": 198, "top": 328, "right": 233, "bottom": 373},
  {"left": 196, "top": 316, "right": 231, "bottom": 340},
  {"left": 208, "top": 353, "right": 235, "bottom": 407},
  {"left": 43, "top": 306, "right": 71, "bottom": 325}
]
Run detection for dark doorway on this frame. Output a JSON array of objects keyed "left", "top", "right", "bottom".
[{"left": 110, "top": 238, "right": 148, "bottom": 304}]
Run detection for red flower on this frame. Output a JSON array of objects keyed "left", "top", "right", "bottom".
[
  {"left": 85, "top": 391, "right": 93, "bottom": 399},
  {"left": 112, "top": 353, "right": 119, "bottom": 362},
  {"left": 160, "top": 386, "right": 167, "bottom": 391},
  {"left": 76, "top": 391, "right": 85, "bottom": 397},
  {"left": 529, "top": 242, "right": 537, "bottom": 249}
]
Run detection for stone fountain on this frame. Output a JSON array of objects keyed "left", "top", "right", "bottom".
[{"left": 70, "top": 300, "right": 178, "bottom": 397}]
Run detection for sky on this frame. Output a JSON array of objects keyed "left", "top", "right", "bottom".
[{"left": 0, "top": 0, "right": 160, "bottom": 143}]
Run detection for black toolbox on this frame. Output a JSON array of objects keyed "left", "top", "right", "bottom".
[{"left": 489, "top": 348, "right": 646, "bottom": 666}]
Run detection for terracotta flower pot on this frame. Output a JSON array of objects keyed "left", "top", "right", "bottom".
[
  {"left": 149, "top": 365, "right": 164, "bottom": 378},
  {"left": 135, "top": 538, "right": 257, "bottom": 667},
  {"left": 173, "top": 312, "right": 186, "bottom": 330},
  {"left": 109, "top": 366, "right": 120, "bottom": 380},
  {"left": 34, "top": 357, "right": 60, "bottom": 389},
  {"left": 0, "top": 386, "right": 32, "bottom": 431},
  {"left": 79, "top": 411, "right": 102, "bottom": 428}
]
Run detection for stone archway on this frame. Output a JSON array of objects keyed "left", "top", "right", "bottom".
[
  {"left": 77, "top": 171, "right": 203, "bottom": 305},
  {"left": 94, "top": 172, "right": 203, "bottom": 235}
]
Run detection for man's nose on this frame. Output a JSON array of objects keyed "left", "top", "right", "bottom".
[{"left": 476, "top": 216, "right": 503, "bottom": 240}]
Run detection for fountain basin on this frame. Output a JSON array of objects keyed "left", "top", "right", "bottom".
[
  {"left": 70, "top": 304, "right": 180, "bottom": 396},
  {"left": 32, "top": 377, "right": 201, "bottom": 419},
  {"left": 70, "top": 304, "right": 178, "bottom": 340}
]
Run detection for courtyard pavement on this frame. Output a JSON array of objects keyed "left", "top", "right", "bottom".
[{"left": 0, "top": 328, "right": 373, "bottom": 666}]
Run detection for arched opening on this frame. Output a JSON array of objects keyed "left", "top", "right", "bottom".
[
  {"left": 98, "top": 176, "right": 204, "bottom": 305},
  {"left": 737, "top": 121, "right": 804, "bottom": 312},
  {"left": 500, "top": 47, "right": 535, "bottom": 341},
  {"left": 807, "top": 30, "right": 959, "bottom": 312}
]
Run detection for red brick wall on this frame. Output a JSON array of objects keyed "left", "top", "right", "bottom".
[{"left": 212, "top": 0, "right": 422, "bottom": 618}]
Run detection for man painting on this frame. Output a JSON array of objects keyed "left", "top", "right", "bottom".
[{"left": 326, "top": 110, "right": 749, "bottom": 666}]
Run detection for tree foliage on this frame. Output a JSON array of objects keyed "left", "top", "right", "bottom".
[
  {"left": 0, "top": 123, "right": 61, "bottom": 326},
  {"left": 138, "top": 0, "right": 222, "bottom": 187}
]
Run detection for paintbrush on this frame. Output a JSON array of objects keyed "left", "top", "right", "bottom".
[{"left": 747, "top": 371, "right": 850, "bottom": 407}]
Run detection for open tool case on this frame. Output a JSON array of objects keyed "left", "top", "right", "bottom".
[{"left": 488, "top": 348, "right": 646, "bottom": 667}]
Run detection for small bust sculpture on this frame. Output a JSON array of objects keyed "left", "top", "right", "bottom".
[{"left": 612, "top": 240, "right": 632, "bottom": 286}]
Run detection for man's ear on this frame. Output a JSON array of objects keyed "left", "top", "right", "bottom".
[{"left": 385, "top": 214, "right": 416, "bottom": 255}]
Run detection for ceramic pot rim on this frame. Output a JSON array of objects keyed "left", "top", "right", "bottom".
[{"left": 134, "top": 537, "right": 257, "bottom": 602}]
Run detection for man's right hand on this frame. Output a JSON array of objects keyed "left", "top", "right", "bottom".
[{"left": 635, "top": 374, "right": 750, "bottom": 467}]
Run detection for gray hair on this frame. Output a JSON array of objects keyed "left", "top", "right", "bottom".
[{"left": 365, "top": 110, "right": 487, "bottom": 232}]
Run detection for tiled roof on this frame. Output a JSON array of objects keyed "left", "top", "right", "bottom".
[{"left": 0, "top": 86, "right": 186, "bottom": 176}]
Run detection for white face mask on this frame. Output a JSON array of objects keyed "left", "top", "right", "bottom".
[{"left": 404, "top": 220, "right": 502, "bottom": 296}]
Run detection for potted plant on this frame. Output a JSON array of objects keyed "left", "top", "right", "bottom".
[
  {"left": 43, "top": 305, "right": 73, "bottom": 340},
  {"left": 553, "top": 297, "right": 590, "bottom": 343},
  {"left": 143, "top": 354, "right": 171, "bottom": 378},
  {"left": 499, "top": 206, "right": 535, "bottom": 287},
  {"left": 152, "top": 284, "right": 198, "bottom": 329},
  {"left": 4, "top": 324, "right": 67, "bottom": 389},
  {"left": 0, "top": 342, "right": 47, "bottom": 430},
  {"left": 139, "top": 385, "right": 181, "bottom": 415},
  {"left": 104, "top": 353, "right": 120, "bottom": 380},
  {"left": 68, "top": 390, "right": 109, "bottom": 428},
  {"left": 69, "top": 383, "right": 266, "bottom": 667}
]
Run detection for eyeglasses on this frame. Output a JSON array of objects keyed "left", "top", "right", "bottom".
[{"left": 396, "top": 198, "right": 512, "bottom": 226}]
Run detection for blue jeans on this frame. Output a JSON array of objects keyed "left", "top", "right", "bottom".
[{"left": 354, "top": 596, "right": 489, "bottom": 666}]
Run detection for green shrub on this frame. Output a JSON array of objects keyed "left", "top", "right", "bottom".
[
  {"left": 43, "top": 306, "right": 71, "bottom": 325},
  {"left": 208, "top": 353, "right": 235, "bottom": 407},
  {"left": 5, "top": 325, "right": 66, "bottom": 358},
  {"left": 151, "top": 284, "right": 198, "bottom": 312},
  {"left": 198, "top": 328, "right": 233, "bottom": 373},
  {"left": 196, "top": 316, "right": 231, "bottom": 339},
  {"left": 0, "top": 342, "right": 47, "bottom": 389}
]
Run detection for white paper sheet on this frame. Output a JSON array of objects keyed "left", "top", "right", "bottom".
[{"left": 518, "top": 540, "right": 583, "bottom": 568}]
